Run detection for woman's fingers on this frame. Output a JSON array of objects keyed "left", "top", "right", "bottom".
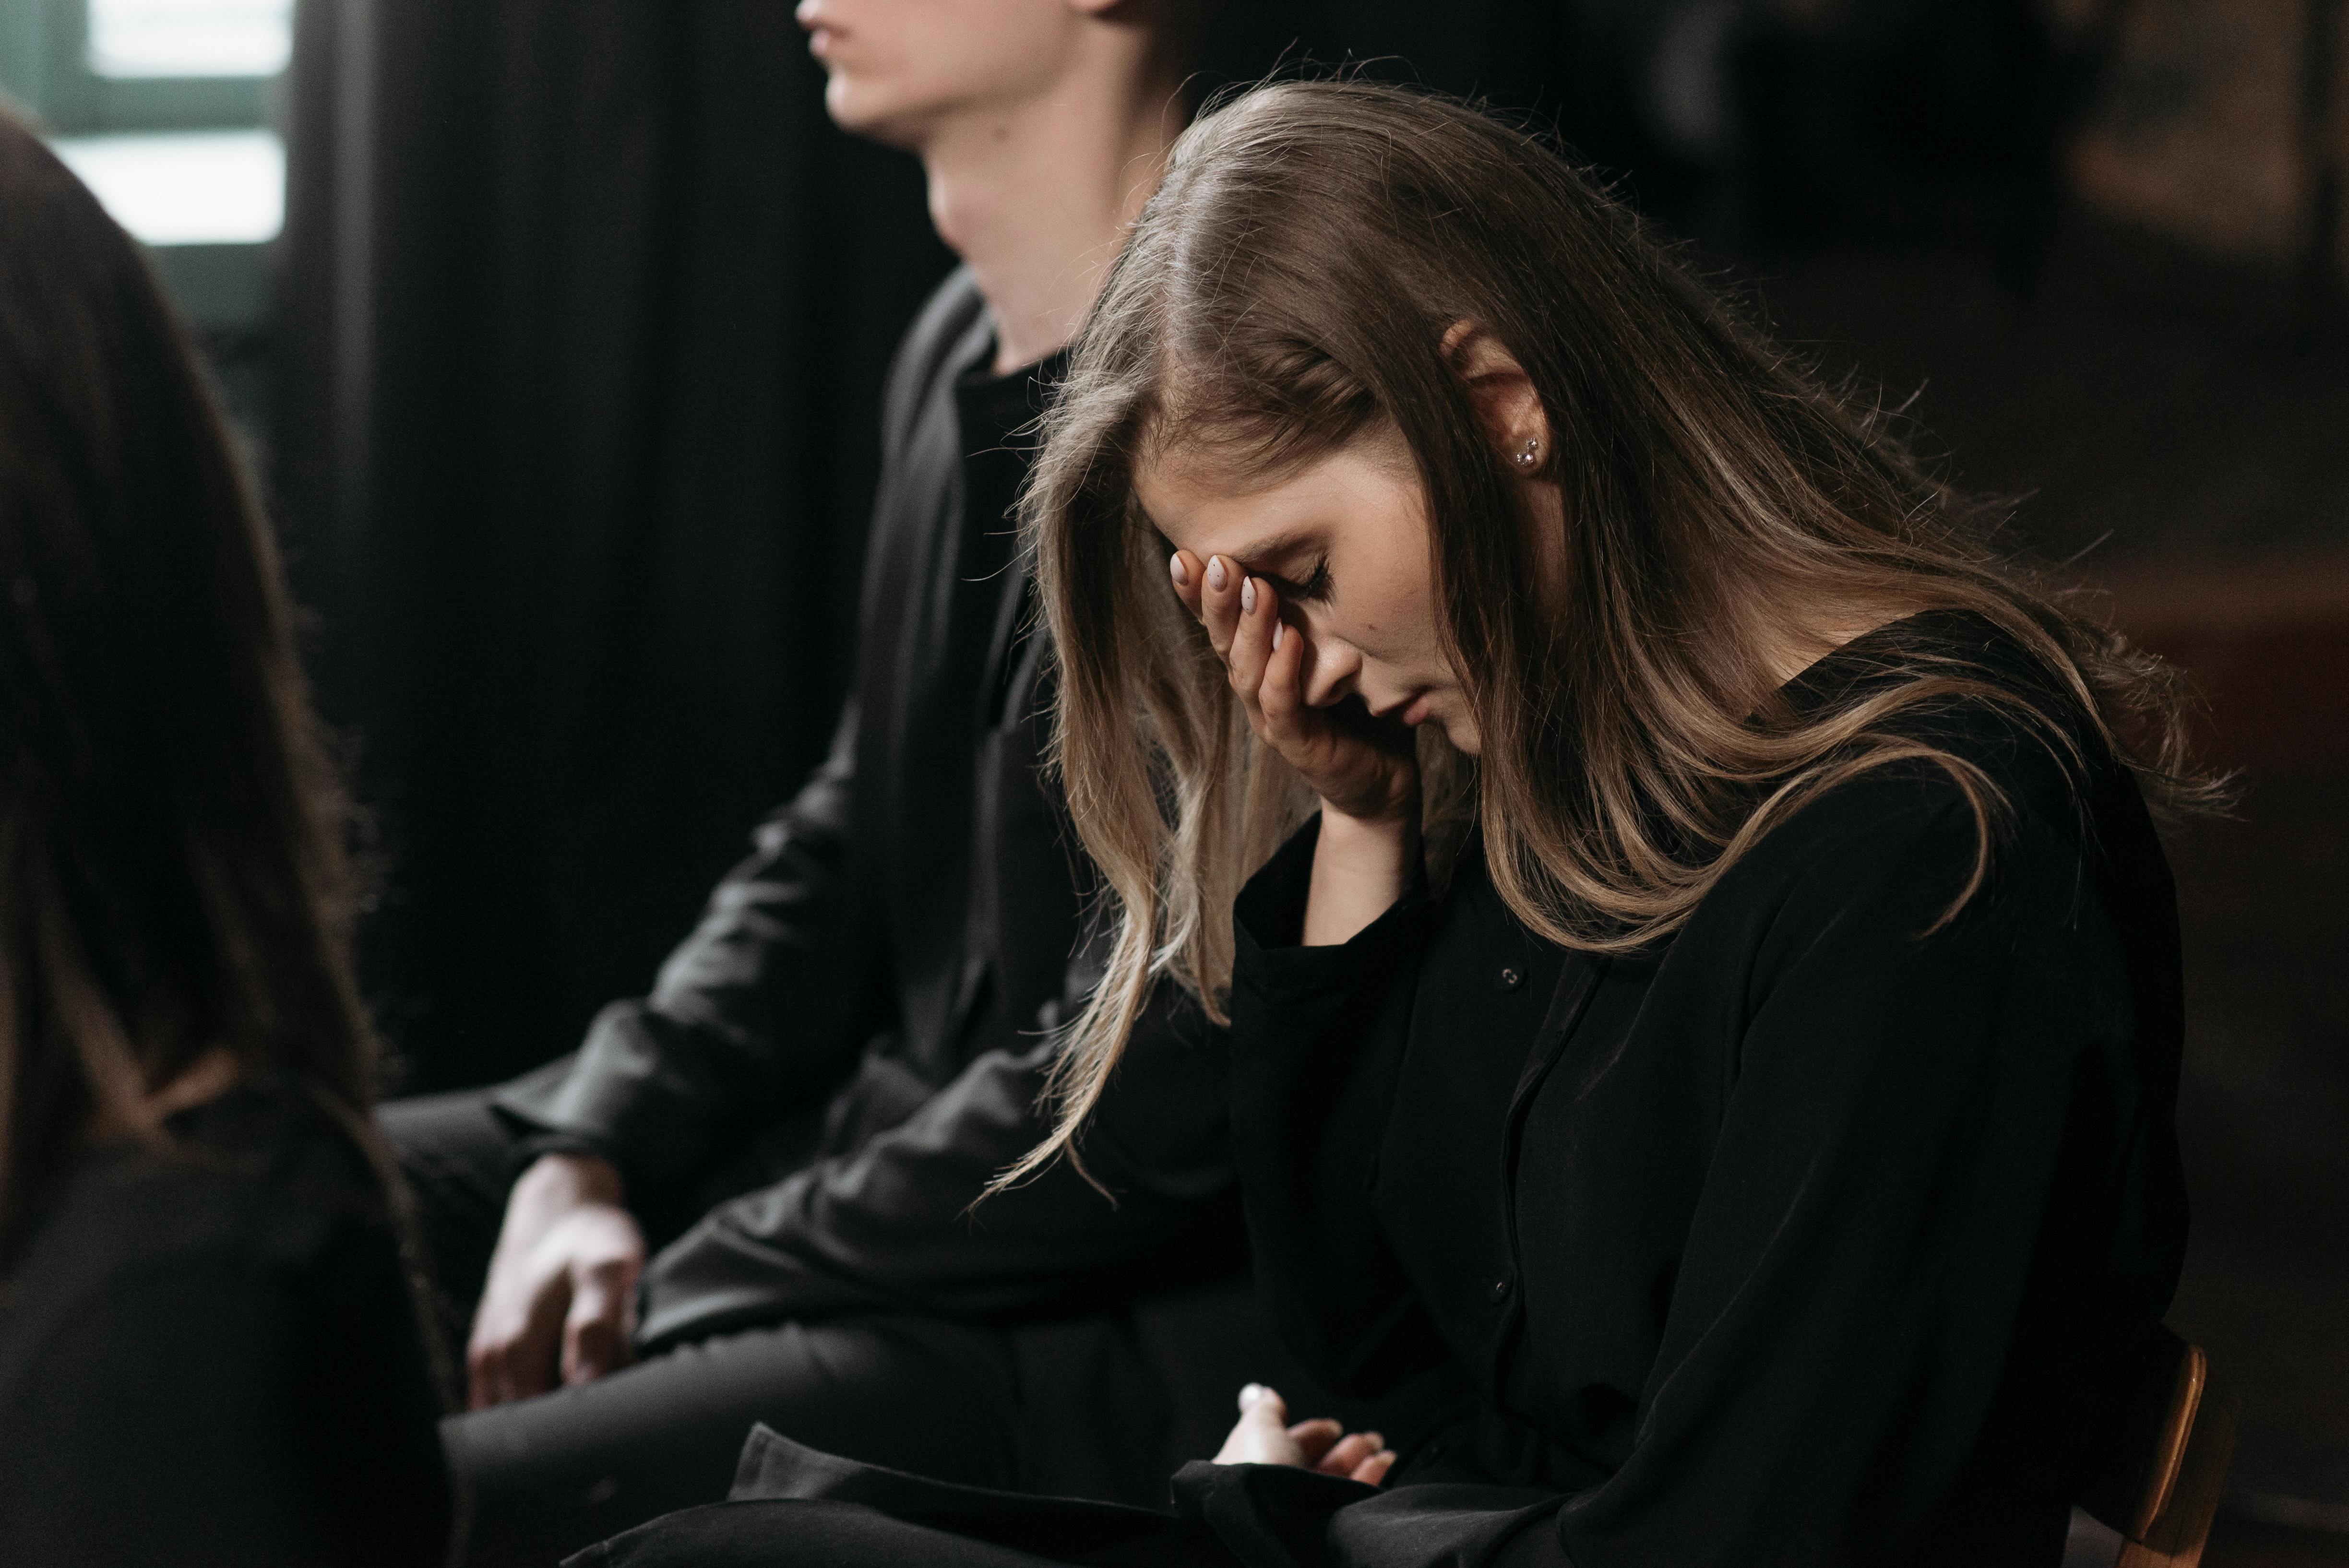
[
  {"left": 1166, "top": 554, "right": 1324, "bottom": 776},
  {"left": 1224, "top": 574, "right": 1279, "bottom": 723},
  {"left": 1284, "top": 1416, "right": 1344, "bottom": 1467},
  {"left": 1212, "top": 1382, "right": 1393, "bottom": 1484},
  {"left": 1186, "top": 552, "right": 1242, "bottom": 660},
  {"left": 1312, "top": 1430, "right": 1383, "bottom": 1478},
  {"left": 1169, "top": 550, "right": 1204, "bottom": 620},
  {"left": 1236, "top": 1382, "right": 1287, "bottom": 1420},
  {"left": 1253, "top": 591, "right": 1309, "bottom": 749},
  {"left": 1213, "top": 1384, "right": 1302, "bottom": 1466}
]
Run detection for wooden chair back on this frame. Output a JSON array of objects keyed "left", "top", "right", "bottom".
[{"left": 2075, "top": 1326, "right": 2239, "bottom": 1568}]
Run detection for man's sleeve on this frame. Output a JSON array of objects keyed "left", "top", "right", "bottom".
[
  {"left": 484, "top": 270, "right": 989, "bottom": 1206},
  {"left": 491, "top": 702, "right": 882, "bottom": 1199},
  {"left": 633, "top": 943, "right": 1239, "bottom": 1351}
]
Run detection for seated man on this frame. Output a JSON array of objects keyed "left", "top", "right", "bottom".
[{"left": 382, "top": 2, "right": 1245, "bottom": 1560}]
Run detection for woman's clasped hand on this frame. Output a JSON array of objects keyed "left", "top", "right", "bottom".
[{"left": 1212, "top": 1383, "right": 1395, "bottom": 1488}]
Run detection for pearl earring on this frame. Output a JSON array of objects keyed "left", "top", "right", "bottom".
[{"left": 1511, "top": 437, "right": 1540, "bottom": 471}]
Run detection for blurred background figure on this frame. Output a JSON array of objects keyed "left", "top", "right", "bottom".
[
  {"left": 4, "top": 0, "right": 2343, "bottom": 1562},
  {"left": 0, "top": 107, "right": 453, "bottom": 1567}
]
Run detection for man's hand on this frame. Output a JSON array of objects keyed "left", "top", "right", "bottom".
[
  {"left": 466, "top": 1153, "right": 647, "bottom": 1409},
  {"left": 1214, "top": 1383, "right": 1395, "bottom": 1486}
]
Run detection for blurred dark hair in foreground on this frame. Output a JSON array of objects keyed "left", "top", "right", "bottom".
[{"left": 0, "top": 104, "right": 376, "bottom": 1244}]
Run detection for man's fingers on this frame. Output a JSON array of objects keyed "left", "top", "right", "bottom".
[
  {"left": 507, "top": 1292, "right": 566, "bottom": 1403},
  {"left": 467, "top": 1313, "right": 517, "bottom": 1410},
  {"left": 1349, "top": 1450, "right": 1397, "bottom": 1487},
  {"left": 466, "top": 1331, "right": 525, "bottom": 1411},
  {"left": 466, "top": 1270, "right": 570, "bottom": 1409},
  {"left": 465, "top": 1344, "right": 496, "bottom": 1411},
  {"left": 561, "top": 1266, "right": 637, "bottom": 1388}
]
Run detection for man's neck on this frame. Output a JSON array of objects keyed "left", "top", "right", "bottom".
[{"left": 921, "top": 64, "right": 1186, "bottom": 375}]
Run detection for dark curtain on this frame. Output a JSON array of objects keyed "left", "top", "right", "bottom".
[{"left": 276, "top": 0, "right": 953, "bottom": 1092}]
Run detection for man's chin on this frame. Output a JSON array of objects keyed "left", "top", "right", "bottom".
[{"left": 822, "top": 80, "right": 927, "bottom": 150}]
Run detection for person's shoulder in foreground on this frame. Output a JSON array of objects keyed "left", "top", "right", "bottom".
[
  {"left": 0, "top": 101, "right": 456, "bottom": 1568},
  {"left": 0, "top": 1079, "right": 455, "bottom": 1568}
]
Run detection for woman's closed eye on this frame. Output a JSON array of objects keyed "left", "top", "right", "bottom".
[{"left": 1265, "top": 557, "right": 1332, "bottom": 604}]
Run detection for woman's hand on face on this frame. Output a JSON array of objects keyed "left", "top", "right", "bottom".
[
  {"left": 1171, "top": 550, "right": 1419, "bottom": 827},
  {"left": 1213, "top": 1383, "right": 1396, "bottom": 1486}
]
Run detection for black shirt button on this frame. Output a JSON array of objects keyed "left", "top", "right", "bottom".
[
  {"left": 1498, "top": 966, "right": 1524, "bottom": 991},
  {"left": 1490, "top": 1273, "right": 1515, "bottom": 1303}
]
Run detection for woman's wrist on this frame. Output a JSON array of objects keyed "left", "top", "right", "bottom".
[
  {"left": 1318, "top": 799, "right": 1419, "bottom": 860},
  {"left": 1303, "top": 799, "right": 1420, "bottom": 947}
]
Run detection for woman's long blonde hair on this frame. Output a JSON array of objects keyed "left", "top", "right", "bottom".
[{"left": 1005, "top": 80, "right": 2208, "bottom": 1189}]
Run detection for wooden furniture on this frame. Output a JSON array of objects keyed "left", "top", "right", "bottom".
[{"left": 2075, "top": 1327, "right": 2240, "bottom": 1568}]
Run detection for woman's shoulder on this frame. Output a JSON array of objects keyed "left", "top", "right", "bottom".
[
  {"left": 1703, "top": 608, "right": 2168, "bottom": 931},
  {"left": 1777, "top": 608, "right": 2123, "bottom": 829},
  {"left": 0, "top": 1080, "right": 454, "bottom": 1566}
]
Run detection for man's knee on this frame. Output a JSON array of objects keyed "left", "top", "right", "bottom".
[{"left": 443, "top": 1315, "right": 1022, "bottom": 1566}]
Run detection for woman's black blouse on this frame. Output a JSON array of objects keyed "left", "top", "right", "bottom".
[
  {"left": 1226, "top": 614, "right": 2186, "bottom": 1567},
  {"left": 0, "top": 1082, "right": 455, "bottom": 1568}
]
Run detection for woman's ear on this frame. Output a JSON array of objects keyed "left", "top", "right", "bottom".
[{"left": 1440, "top": 320, "right": 1550, "bottom": 474}]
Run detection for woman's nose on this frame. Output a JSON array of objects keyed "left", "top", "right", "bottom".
[{"left": 1299, "top": 632, "right": 1360, "bottom": 709}]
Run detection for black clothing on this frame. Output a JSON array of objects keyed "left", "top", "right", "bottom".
[
  {"left": 1220, "top": 613, "right": 2187, "bottom": 1567},
  {"left": 572, "top": 1426, "right": 1297, "bottom": 1568},
  {"left": 593, "top": 612, "right": 2186, "bottom": 1568},
  {"left": 479, "top": 270, "right": 1238, "bottom": 1348},
  {"left": 392, "top": 1088, "right": 1214, "bottom": 1567},
  {"left": 391, "top": 270, "right": 1260, "bottom": 1563},
  {"left": 0, "top": 1082, "right": 454, "bottom": 1568}
]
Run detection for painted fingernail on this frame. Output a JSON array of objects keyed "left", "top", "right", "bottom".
[
  {"left": 1170, "top": 554, "right": 1189, "bottom": 587},
  {"left": 1206, "top": 556, "right": 1228, "bottom": 591},
  {"left": 1272, "top": 621, "right": 1285, "bottom": 651},
  {"left": 1241, "top": 578, "right": 1257, "bottom": 613}
]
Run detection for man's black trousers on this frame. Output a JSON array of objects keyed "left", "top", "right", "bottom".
[{"left": 383, "top": 1088, "right": 1239, "bottom": 1568}]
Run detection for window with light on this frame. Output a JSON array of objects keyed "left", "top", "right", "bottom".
[{"left": 0, "top": 0, "right": 295, "bottom": 329}]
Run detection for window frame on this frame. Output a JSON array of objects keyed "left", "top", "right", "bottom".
[{"left": 0, "top": 0, "right": 276, "bottom": 134}]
